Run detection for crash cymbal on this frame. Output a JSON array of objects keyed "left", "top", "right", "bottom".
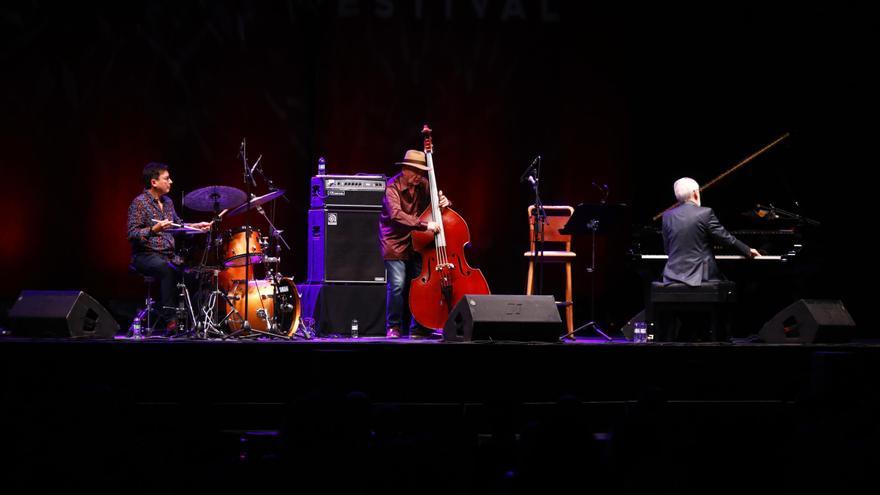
[
  {"left": 183, "top": 185, "right": 247, "bottom": 213},
  {"left": 225, "top": 189, "right": 286, "bottom": 217}
]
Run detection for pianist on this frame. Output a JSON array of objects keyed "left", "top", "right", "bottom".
[{"left": 661, "top": 177, "right": 760, "bottom": 286}]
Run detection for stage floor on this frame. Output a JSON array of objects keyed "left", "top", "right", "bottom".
[
  {"left": 3, "top": 334, "right": 878, "bottom": 408},
  {"left": 4, "top": 334, "right": 878, "bottom": 493}
]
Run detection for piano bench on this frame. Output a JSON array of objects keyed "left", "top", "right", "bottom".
[{"left": 648, "top": 281, "right": 736, "bottom": 342}]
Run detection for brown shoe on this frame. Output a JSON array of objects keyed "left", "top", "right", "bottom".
[
  {"left": 386, "top": 327, "right": 401, "bottom": 339},
  {"left": 409, "top": 328, "right": 442, "bottom": 340}
]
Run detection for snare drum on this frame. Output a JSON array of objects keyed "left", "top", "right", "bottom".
[
  {"left": 226, "top": 277, "right": 301, "bottom": 336},
  {"left": 224, "top": 226, "right": 264, "bottom": 267}
]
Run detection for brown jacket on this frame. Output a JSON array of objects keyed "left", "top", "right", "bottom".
[{"left": 379, "top": 172, "right": 430, "bottom": 260}]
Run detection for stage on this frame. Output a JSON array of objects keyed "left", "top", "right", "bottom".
[
  {"left": 3, "top": 335, "right": 877, "bottom": 493},
  {"left": 4, "top": 334, "right": 877, "bottom": 409}
]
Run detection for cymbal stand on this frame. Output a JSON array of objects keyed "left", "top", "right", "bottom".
[
  {"left": 224, "top": 139, "right": 289, "bottom": 340},
  {"left": 253, "top": 170, "right": 300, "bottom": 339},
  {"left": 253, "top": 153, "right": 303, "bottom": 339}
]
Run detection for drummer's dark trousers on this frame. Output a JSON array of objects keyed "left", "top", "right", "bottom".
[{"left": 132, "top": 252, "right": 181, "bottom": 322}]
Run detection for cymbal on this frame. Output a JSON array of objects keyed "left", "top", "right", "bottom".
[
  {"left": 225, "top": 189, "right": 286, "bottom": 217},
  {"left": 183, "top": 185, "right": 247, "bottom": 213}
]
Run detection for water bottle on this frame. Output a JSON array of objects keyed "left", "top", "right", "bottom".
[
  {"left": 130, "top": 312, "right": 143, "bottom": 339},
  {"left": 318, "top": 156, "right": 326, "bottom": 176},
  {"left": 633, "top": 321, "right": 647, "bottom": 343},
  {"left": 351, "top": 318, "right": 359, "bottom": 339}
]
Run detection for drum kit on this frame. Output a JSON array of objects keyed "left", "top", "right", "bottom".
[{"left": 159, "top": 142, "right": 309, "bottom": 340}]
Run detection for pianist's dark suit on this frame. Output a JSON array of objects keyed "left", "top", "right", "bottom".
[{"left": 661, "top": 201, "right": 751, "bottom": 286}]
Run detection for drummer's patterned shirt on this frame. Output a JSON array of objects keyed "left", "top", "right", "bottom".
[{"left": 127, "top": 190, "right": 183, "bottom": 259}]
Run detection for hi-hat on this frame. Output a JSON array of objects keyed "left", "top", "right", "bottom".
[
  {"left": 225, "top": 189, "right": 286, "bottom": 217},
  {"left": 183, "top": 185, "right": 247, "bottom": 213}
]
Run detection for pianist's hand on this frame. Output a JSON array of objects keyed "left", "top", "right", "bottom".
[{"left": 749, "top": 248, "right": 761, "bottom": 258}]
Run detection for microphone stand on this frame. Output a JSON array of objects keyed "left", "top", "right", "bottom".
[
  {"left": 521, "top": 156, "right": 546, "bottom": 295},
  {"left": 757, "top": 203, "right": 821, "bottom": 227}
]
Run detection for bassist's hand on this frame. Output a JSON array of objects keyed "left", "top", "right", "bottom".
[
  {"left": 427, "top": 221, "right": 441, "bottom": 233},
  {"left": 438, "top": 190, "right": 451, "bottom": 208}
]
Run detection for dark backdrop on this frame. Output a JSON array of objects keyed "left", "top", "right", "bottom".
[{"left": 1, "top": 2, "right": 871, "bottom": 330}]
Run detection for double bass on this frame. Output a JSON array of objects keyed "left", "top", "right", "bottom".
[{"left": 409, "top": 124, "right": 491, "bottom": 330}]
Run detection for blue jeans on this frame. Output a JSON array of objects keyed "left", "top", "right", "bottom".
[{"left": 385, "top": 256, "right": 423, "bottom": 332}]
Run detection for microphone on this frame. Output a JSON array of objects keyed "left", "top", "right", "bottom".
[
  {"left": 250, "top": 154, "right": 263, "bottom": 178},
  {"left": 520, "top": 155, "right": 540, "bottom": 184}
]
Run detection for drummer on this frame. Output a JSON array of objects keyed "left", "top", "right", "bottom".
[{"left": 127, "top": 162, "right": 211, "bottom": 333}]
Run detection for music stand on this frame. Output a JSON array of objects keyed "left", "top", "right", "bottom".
[{"left": 559, "top": 202, "right": 628, "bottom": 341}]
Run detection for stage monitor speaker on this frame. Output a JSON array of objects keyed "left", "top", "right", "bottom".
[
  {"left": 758, "top": 299, "right": 855, "bottom": 343},
  {"left": 8, "top": 290, "right": 119, "bottom": 339},
  {"left": 443, "top": 295, "right": 563, "bottom": 342},
  {"left": 307, "top": 208, "right": 386, "bottom": 283}
]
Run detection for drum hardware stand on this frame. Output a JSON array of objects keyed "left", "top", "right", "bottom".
[
  {"left": 236, "top": 138, "right": 255, "bottom": 338},
  {"left": 253, "top": 161, "right": 298, "bottom": 339},
  {"left": 224, "top": 138, "right": 289, "bottom": 340},
  {"left": 253, "top": 155, "right": 306, "bottom": 340},
  {"left": 196, "top": 268, "right": 240, "bottom": 339},
  {"left": 188, "top": 201, "right": 232, "bottom": 339},
  {"left": 167, "top": 280, "right": 198, "bottom": 339}
]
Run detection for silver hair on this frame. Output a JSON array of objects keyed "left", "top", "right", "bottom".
[{"left": 673, "top": 177, "right": 700, "bottom": 203}]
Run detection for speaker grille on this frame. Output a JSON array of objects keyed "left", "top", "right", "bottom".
[{"left": 307, "top": 209, "right": 386, "bottom": 283}]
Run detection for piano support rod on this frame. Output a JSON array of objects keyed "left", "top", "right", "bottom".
[{"left": 652, "top": 132, "right": 791, "bottom": 221}]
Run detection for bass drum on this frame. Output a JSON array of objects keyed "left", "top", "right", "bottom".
[
  {"left": 226, "top": 277, "right": 301, "bottom": 336},
  {"left": 219, "top": 264, "right": 261, "bottom": 292}
]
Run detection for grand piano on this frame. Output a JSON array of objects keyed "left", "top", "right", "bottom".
[{"left": 628, "top": 134, "right": 821, "bottom": 337}]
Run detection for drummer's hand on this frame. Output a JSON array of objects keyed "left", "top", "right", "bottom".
[
  {"left": 151, "top": 219, "right": 174, "bottom": 233},
  {"left": 190, "top": 222, "right": 212, "bottom": 232},
  {"left": 426, "top": 221, "right": 441, "bottom": 233},
  {"left": 438, "top": 190, "right": 451, "bottom": 208}
]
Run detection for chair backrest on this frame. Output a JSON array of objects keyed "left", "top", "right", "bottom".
[{"left": 528, "top": 205, "right": 574, "bottom": 252}]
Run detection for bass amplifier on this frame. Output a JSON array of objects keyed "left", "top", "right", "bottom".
[
  {"left": 307, "top": 208, "right": 386, "bottom": 283},
  {"left": 310, "top": 174, "right": 386, "bottom": 209}
]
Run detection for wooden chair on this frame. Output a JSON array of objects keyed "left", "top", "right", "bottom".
[{"left": 524, "top": 205, "right": 576, "bottom": 335}]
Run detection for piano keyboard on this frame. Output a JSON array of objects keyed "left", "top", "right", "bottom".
[{"left": 638, "top": 255, "right": 783, "bottom": 261}]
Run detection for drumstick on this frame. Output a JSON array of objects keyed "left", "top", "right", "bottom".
[{"left": 151, "top": 219, "right": 198, "bottom": 230}]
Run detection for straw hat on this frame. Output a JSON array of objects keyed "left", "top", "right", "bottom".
[{"left": 395, "top": 149, "right": 429, "bottom": 170}]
